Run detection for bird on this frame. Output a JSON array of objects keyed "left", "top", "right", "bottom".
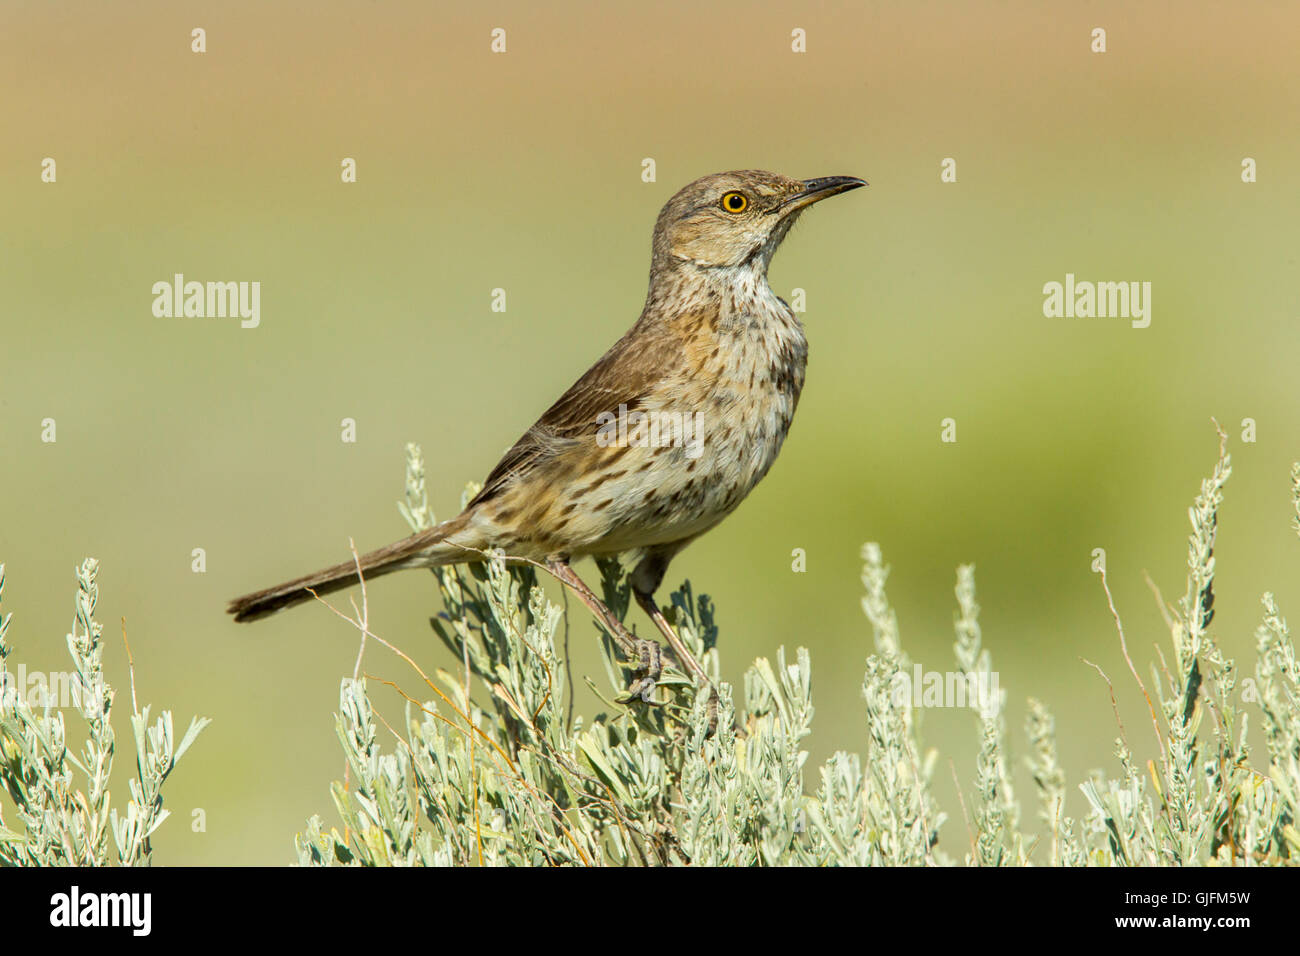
[{"left": 229, "top": 169, "right": 866, "bottom": 699}]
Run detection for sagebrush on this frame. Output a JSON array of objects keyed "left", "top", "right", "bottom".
[
  {"left": 296, "top": 436, "right": 1300, "bottom": 866},
  {"left": 0, "top": 560, "right": 208, "bottom": 866}
]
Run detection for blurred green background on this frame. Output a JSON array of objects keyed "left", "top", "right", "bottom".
[{"left": 2, "top": 1, "right": 1297, "bottom": 864}]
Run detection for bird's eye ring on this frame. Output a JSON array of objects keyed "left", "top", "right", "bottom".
[{"left": 720, "top": 191, "right": 748, "bottom": 213}]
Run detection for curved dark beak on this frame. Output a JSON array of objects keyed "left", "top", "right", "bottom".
[{"left": 780, "top": 175, "right": 868, "bottom": 215}]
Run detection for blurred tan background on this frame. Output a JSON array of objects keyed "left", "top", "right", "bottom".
[{"left": 2, "top": 1, "right": 1298, "bottom": 864}]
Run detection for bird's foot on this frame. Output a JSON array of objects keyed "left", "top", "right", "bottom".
[{"left": 620, "top": 637, "right": 664, "bottom": 704}]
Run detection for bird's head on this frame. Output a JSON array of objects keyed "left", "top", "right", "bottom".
[{"left": 651, "top": 169, "right": 866, "bottom": 273}]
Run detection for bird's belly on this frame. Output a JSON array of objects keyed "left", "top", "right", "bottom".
[
  {"left": 572, "top": 370, "right": 800, "bottom": 555},
  {"left": 481, "top": 310, "right": 807, "bottom": 562}
]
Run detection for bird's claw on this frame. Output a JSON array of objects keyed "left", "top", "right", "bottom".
[{"left": 624, "top": 638, "right": 663, "bottom": 703}]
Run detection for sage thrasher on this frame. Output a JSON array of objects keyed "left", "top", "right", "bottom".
[{"left": 229, "top": 169, "right": 866, "bottom": 701}]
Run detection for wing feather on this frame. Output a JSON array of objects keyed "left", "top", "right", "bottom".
[{"left": 467, "top": 320, "right": 684, "bottom": 507}]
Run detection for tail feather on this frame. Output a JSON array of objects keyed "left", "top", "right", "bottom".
[{"left": 227, "top": 514, "right": 475, "bottom": 623}]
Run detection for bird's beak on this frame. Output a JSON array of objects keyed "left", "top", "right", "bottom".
[{"left": 780, "top": 176, "right": 868, "bottom": 215}]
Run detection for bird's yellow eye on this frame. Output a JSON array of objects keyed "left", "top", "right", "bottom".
[{"left": 720, "top": 191, "right": 748, "bottom": 213}]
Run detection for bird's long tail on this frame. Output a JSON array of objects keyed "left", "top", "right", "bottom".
[{"left": 227, "top": 513, "right": 476, "bottom": 622}]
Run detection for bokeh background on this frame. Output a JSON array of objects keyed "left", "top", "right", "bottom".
[{"left": 2, "top": 1, "right": 1297, "bottom": 864}]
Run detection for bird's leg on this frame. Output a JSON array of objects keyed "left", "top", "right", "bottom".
[
  {"left": 633, "top": 589, "right": 711, "bottom": 688},
  {"left": 545, "top": 558, "right": 662, "bottom": 702},
  {"left": 633, "top": 589, "right": 719, "bottom": 734}
]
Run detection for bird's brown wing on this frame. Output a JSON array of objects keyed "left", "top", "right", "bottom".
[{"left": 468, "top": 319, "right": 684, "bottom": 508}]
